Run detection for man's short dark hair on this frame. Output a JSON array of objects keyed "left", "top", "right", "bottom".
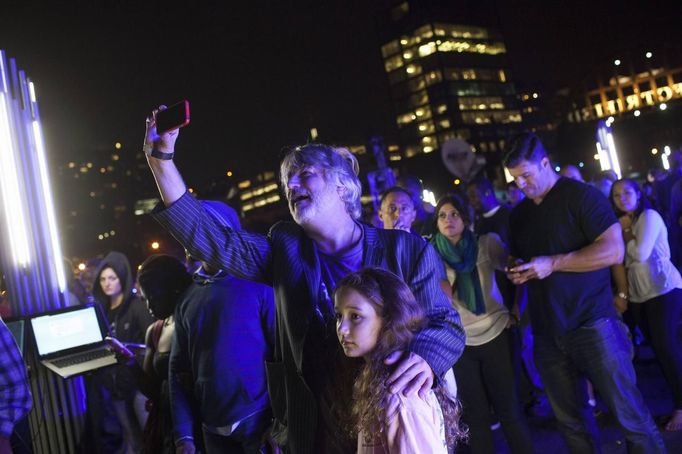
[
  {"left": 503, "top": 133, "right": 548, "bottom": 168},
  {"left": 380, "top": 186, "right": 415, "bottom": 207}
]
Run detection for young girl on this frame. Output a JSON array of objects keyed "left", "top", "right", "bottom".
[{"left": 334, "top": 268, "right": 465, "bottom": 453}]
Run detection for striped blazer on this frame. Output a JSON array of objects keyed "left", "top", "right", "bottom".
[{"left": 154, "top": 192, "right": 465, "bottom": 453}]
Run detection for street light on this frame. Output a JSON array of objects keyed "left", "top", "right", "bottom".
[
  {"left": 150, "top": 241, "right": 160, "bottom": 250},
  {"left": 645, "top": 51, "right": 653, "bottom": 59},
  {"left": 614, "top": 59, "right": 621, "bottom": 66},
  {"left": 660, "top": 103, "right": 667, "bottom": 111},
  {"left": 634, "top": 110, "right": 641, "bottom": 117}
]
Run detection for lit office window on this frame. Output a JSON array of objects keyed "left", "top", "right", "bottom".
[
  {"left": 438, "top": 40, "right": 506, "bottom": 55},
  {"left": 458, "top": 97, "right": 505, "bottom": 111},
  {"left": 418, "top": 42, "right": 437, "bottom": 57},
  {"left": 462, "top": 112, "right": 492, "bottom": 124},
  {"left": 414, "top": 25, "right": 434, "bottom": 40},
  {"left": 407, "top": 77, "right": 426, "bottom": 92},
  {"left": 438, "top": 118, "right": 451, "bottom": 129},
  {"left": 381, "top": 40, "right": 400, "bottom": 58},
  {"left": 408, "top": 90, "right": 429, "bottom": 108},
  {"left": 425, "top": 70, "right": 442, "bottom": 85},
  {"left": 405, "top": 64, "right": 422, "bottom": 77},
  {"left": 436, "top": 104, "right": 448, "bottom": 114},
  {"left": 417, "top": 121, "right": 436, "bottom": 135},
  {"left": 384, "top": 54, "right": 404, "bottom": 72}
]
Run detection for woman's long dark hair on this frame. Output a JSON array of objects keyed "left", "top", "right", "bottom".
[
  {"left": 334, "top": 268, "right": 466, "bottom": 448},
  {"left": 610, "top": 178, "right": 651, "bottom": 220}
]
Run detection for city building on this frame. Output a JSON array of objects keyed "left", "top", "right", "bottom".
[{"left": 376, "top": 0, "right": 524, "bottom": 169}]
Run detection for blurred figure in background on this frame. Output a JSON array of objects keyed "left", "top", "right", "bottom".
[
  {"left": 378, "top": 187, "right": 417, "bottom": 234},
  {"left": 560, "top": 164, "right": 584, "bottom": 182},
  {"left": 136, "top": 254, "right": 193, "bottom": 453},
  {"left": 593, "top": 170, "right": 618, "bottom": 199},
  {"left": 506, "top": 181, "right": 525, "bottom": 208}
]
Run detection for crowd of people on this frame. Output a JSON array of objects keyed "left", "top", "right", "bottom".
[{"left": 2, "top": 109, "right": 681, "bottom": 454}]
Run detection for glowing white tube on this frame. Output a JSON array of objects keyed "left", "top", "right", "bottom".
[
  {"left": 606, "top": 133, "right": 622, "bottom": 178},
  {"left": 0, "top": 93, "right": 31, "bottom": 266},
  {"left": 33, "top": 120, "right": 66, "bottom": 292},
  {"left": 662, "top": 153, "right": 670, "bottom": 170},
  {"left": 503, "top": 167, "right": 514, "bottom": 183},
  {"left": 596, "top": 142, "right": 610, "bottom": 171},
  {"left": 0, "top": 53, "right": 7, "bottom": 93}
]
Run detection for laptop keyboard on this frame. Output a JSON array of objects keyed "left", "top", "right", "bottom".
[{"left": 53, "top": 349, "right": 112, "bottom": 368}]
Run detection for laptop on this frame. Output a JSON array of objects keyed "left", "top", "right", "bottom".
[{"left": 29, "top": 305, "right": 118, "bottom": 379}]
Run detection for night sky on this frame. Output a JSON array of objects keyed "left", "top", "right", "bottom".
[{"left": 1, "top": 1, "right": 680, "bottom": 183}]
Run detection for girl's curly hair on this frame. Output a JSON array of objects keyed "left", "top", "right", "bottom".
[{"left": 334, "top": 268, "right": 467, "bottom": 448}]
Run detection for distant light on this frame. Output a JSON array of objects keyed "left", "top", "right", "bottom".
[
  {"left": 226, "top": 171, "right": 233, "bottom": 177},
  {"left": 614, "top": 59, "right": 621, "bottom": 66},
  {"left": 78, "top": 263, "right": 86, "bottom": 271},
  {"left": 607, "top": 116, "right": 615, "bottom": 123},
  {"left": 110, "top": 230, "right": 115, "bottom": 235},
  {"left": 188, "top": 188, "right": 194, "bottom": 193},
  {"left": 645, "top": 51, "right": 653, "bottom": 59},
  {"left": 555, "top": 166, "right": 561, "bottom": 172},
  {"left": 150, "top": 241, "right": 160, "bottom": 250},
  {"left": 422, "top": 189, "right": 436, "bottom": 207},
  {"left": 454, "top": 179, "right": 461, "bottom": 185},
  {"left": 578, "top": 162, "right": 584, "bottom": 168},
  {"left": 594, "top": 154, "right": 600, "bottom": 160},
  {"left": 98, "top": 234, "right": 104, "bottom": 240},
  {"left": 532, "top": 93, "right": 539, "bottom": 99},
  {"left": 660, "top": 103, "right": 667, "bottom": 111},
  {"left": 634, "top": 110, "right": 641, "bottom": 117},
  {"left": 651, "top": 148, "right": 658, "bottom": 155},
  {"left": 115, "top": 142, "right": 122, "bottom": 149},
  {"left": 310, "top": 127, "right": 318, "bottom": 140},
  {"left": 664, "top": 146, "right": 671, "bottom": 155},
  {"left": 662, "top": 153, "right": 670, "bottom": 170}
]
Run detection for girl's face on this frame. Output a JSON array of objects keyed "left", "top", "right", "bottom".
[
  {"left": 99, "top": 267, "right": 122, "bottom": 299},
  {"left": 612, "top": 181, "right": 640, "bottom": 214},
  {"left": 334, "top": 288, "right": 384, "bottom": 359},
  {"left": 437, "top": 203, "right": 465, "bottom": 241}
]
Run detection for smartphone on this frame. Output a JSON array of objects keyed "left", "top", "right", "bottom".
[{"left": 155, "top": 100, "right": 190, "bottom": 134}]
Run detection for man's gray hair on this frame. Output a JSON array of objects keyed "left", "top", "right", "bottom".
[{"left": 280, "top": 143, "right": 362, "bottom": 219}]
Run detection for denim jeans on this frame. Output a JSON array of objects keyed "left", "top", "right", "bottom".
[{"left": 534, "top": 317, "right": 666, "bottom": 454}]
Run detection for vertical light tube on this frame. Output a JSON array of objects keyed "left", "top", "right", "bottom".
[
  {"left": 32, "top": 115, "right": 66, "bottom": 292},
  {"left": 595, "top": 142, "right": 610, "bottom": 171},
  {"left": 606, "top": 133, "right": 622, "bottom": 178},
  {"left": 0, "top": 92, "right": 31, "bottom": 266}
]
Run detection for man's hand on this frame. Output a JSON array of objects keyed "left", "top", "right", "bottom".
[
  {"left": 384, "top": 351, "right": 434, "bottom": 398},
  {"left": 175, "top": 440, "right": 195, "bottom": 454},
  {"left": 144, "top": 106, "right": 180, "bottom": 155},
  {"left": 506, "top": 256, "right": 555, "bottom": 284}
]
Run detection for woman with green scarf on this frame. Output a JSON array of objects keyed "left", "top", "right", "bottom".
[{"left": 432, "top": 194, "right": 532, "bottom": 454}]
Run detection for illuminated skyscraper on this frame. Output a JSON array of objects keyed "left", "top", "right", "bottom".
[{"left": 377, "top": 1, "right": 523, "bottom": 161}]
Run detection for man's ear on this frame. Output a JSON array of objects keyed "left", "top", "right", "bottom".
[{"left": 336, "top": 185, "right": 347, "bottom": 197}]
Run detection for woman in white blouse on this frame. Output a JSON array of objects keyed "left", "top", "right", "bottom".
[{"left": 611, "top": 178, "right": 682, "bottom": 431}]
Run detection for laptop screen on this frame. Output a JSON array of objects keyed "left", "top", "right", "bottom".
[{"left": 31, "top": 306, "right": 103, "bottom": 356}]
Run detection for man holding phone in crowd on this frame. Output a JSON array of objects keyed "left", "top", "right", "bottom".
[
  {"left": 142, "top": 106, "right": 465, "bottom": 453},
  {"left": 504, "top": 132, "right": 665, "bottom": 453}
]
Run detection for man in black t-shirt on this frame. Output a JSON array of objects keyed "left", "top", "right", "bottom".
[{"left": 503, "top": 133, "right": 665, "bottom": 453}]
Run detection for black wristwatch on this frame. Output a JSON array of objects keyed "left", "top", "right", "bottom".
[{"left": 150, "top": 148, "right": 174, "bottom": 160}]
